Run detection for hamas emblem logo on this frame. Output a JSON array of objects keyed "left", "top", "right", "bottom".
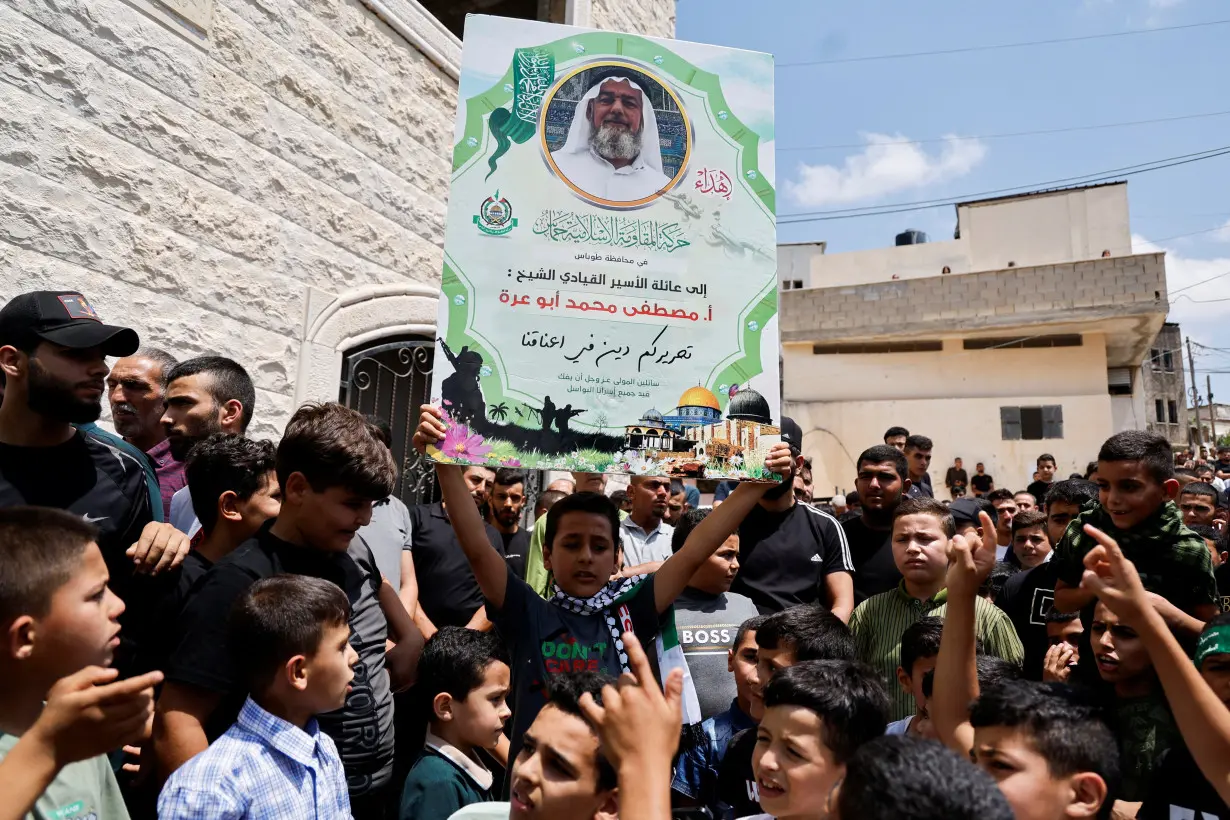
[{"left": 474, "top": 191, "right": 517, "bottom": 236}]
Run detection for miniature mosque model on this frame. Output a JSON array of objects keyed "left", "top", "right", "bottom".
[{"left": 623, "top": 384, "right": 780, "bottom": 470}]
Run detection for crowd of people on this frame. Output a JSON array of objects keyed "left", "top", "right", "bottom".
[{"left": 2, "top": 288, "right": 1230, "bottom": 820}]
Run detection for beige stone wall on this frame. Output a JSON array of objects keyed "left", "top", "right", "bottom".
[
  {"left": 0, "top": 0, "right": 455, "bottom": 439},
  {"left": 591, "top": 0, "right": 677, "bottom": 37}
]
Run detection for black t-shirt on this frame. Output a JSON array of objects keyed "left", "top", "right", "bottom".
[
  {"left": 715, "top": 727, "right": 761, "bottom": 818},
  {"left": 409, "top": 502, "right": 505, "bottom": 628},
  {"left": 994, "top": 562, "right": 1054, "bottom": 680},
  {"left": 149, "top": 550, "right": 213, "bottom": 673},
  {"left": 841, "top": 516, "right": 901, "bottom": 604},
  {"left": 1217, "top": 562, "right": 1230, "bottom": 613},
  {"left": 1027, "top": 480, "right": 1053, "bottom": 504},
  {"left": 971, "top": 473, "right": 994, "bottom": 494},
  {"left": 945, "top": 468, "right": 969, "bottom": 490},
  {"left": 0, "top": 430, "right": 155, "bottom": 672},
  {"left": 733, "top": 502, "right": 853, "bottom": 615},
  {"left": 1138, "top": 743, "right": 1230, "bottom": 819},
  {"left": 166, "top": 521, "right": 395, "bottom": 795},
  {"left": 500, "top": 528, "right": 530, "bottom": 580}
]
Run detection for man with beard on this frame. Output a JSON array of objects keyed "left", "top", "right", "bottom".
[
  {"left": 619, "top": 475, "right": 675, "bottom": 575},
  {"left": 107, "top": 347, "right": 182, "bottom": 517},
  {"left": 550, "top": 76, "right": 672, "bottom": 203},
  {"left": 0, "top": 291, "right": 190, "bottom": 672},
  {"left": 409, "top": 464, "right": 506, "bottom": 636},
  {"left": 489, "top": 467, "right": 530, "bottom": 579},
  {"left": 842, "top": 445, "right": 912, "bottom": 604},
  {"left": 730, "top": 418, "right": 855, "bottom": 620},
  {"left": 163, "top": 356, "right": 256, "bottom": 537}
]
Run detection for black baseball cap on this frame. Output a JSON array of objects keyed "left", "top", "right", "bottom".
[
  {"left": 0, "top": 291, "right": 138, "bottom": 357},
  {"left": 949, "top": 497, "right": 997, "bottom": 529},
  {"left": 780, "top": 416, "right": 803, "bottom": 451}
]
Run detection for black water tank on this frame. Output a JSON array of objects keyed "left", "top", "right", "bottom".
[{"left": 896, "top": 229, "right": 928, "bottom": 246}]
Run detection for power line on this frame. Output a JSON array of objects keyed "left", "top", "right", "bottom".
[
  {"left": 778, "top": 18, "right": 1230, "bottom": 67},
  {"left": 1170, "top": 268, "right": 1230, "bottom": 297},
  {"left": 778, "top": 145, "right": 1230, "bottom": 224},
  {"left": 1138, "top": 223, "right": 1230, "bottom": 246},
  {"left": 777, "top": 110, "right": 1230, "bottom": 153}
]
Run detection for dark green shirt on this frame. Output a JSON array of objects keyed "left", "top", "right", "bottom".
[
  {"left": 1052, "top": 501, "right": 1216, "bottom": 612},
  {"left": 399, "top": 745, "right": 493, "bottom": 820}
]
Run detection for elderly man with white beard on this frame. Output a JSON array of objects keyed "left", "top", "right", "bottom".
[{"left": 551, "top": 76, "right": 673, "bottom": 202}]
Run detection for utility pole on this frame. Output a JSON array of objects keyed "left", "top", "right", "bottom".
[
  {"left": 1209, "top": 375, "right": 1219, "bottom": 446},
  {"left": 1188, "top": 337, "right": 1205, "bottom": 451}
]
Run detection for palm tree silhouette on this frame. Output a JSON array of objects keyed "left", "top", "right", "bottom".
[{"left": 490, "top": 402, "right": 509, "bottom": 421}]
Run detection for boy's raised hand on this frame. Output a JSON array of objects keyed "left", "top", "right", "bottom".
[
  {"left": 579, "top": 631, "right": 683, "bottom": 771},
  {"left": 411, "top": 404, "right": 448, "bottom": 456},
  {"left": 1078, "top": 524, "right": 1151, "bottom": 628},
  {"left": 29, "top": 667, "right": 163, "bottom": 767},
  {"left": 946, "top": 510, "right": 997, "bottom": 599}
]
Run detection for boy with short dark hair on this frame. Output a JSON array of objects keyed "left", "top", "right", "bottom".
[
  {"left": 1052, "top": 431, "right": 1218, "bottom": 633},
  {"left": 1042, "top": 610, "right": 1082, "bottom": 683},
  {"left": 669, "top": 508, "right": 760, "bottom": 719},
  {"left": 672, "top": 614, "right": 765, "bottom": 806},
  {"left": 752, "top": 660, "right": 890, "bottom": 820},
  {"left": 158, "top": 575, "right": 356, "bottom": 818},
  {"left": 931, "top": 517, "right": 1119, "bottom": 820},
  {"left": 1028, "top": 454, "right": 1058, "bottom": 505},
  {"left": 986, "top": 489, "right": 1018, "bottom": 559},
  {"left": 850, "top": 497, "right": 1023, "bottom": 719},
  {"left": 888, "top": 617, "right": 943, "bottom": 736},
  {"left": 1010, "top": 510, "right": 1052, "bottom": 570},
  {"left": 400, "top": 627, "right": 511, "bottom": 819},
  {"left": 156, "top": 403, "right": 422, "bottom": 813},
  {"left": 1179, "top": 482, "right": 1220, "bottom": 528},
  {"left": 833, "top": 734, "right": 1015, "bottom": 820},
  {"left": 903, "top": 435, "right": 934, "bottom": 498},
  {"left": 717, "top": 605, "right": 857, "bottom": 817},
  {"left": 0, "top": 507, "right": 162, "bottom": 820}
]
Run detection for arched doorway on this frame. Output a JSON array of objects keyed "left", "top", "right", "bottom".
[{"left": 339, "top": 336, "right": 439, "bottom": 505}]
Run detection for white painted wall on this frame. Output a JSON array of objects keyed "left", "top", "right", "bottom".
[{"left": 787, "top": 392, "right": 1112, "bottom": 500}]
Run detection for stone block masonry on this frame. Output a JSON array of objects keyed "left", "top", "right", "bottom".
[{"left": 1, "top": 0, "right": 677, "bottom": 438}]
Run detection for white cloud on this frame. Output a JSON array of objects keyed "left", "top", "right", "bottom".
[
  {"left": 1148, "top": 0, "right": 1184, "bottom": 8},
  {"left": 783, "top": 134, "right": 987, "bottom": 208},
  {"left": 1133, "top": 233, "right": 1230, "bottom": 327},
  {"left": 1213, "top": 219, "right": 1230, "bottom": 242}
]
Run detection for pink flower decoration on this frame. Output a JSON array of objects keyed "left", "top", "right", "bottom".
[
  {"left": 440, "top": 422, "right": 492, "bottom": 462},
  {"left": 501, "top": 458, "right": 522, "bottom": 467}
]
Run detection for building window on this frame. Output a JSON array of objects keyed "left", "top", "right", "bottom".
[
  {"left": 1162, "top": 349, "right": 1174, "bottom": 372},
  {"left": 781, "top": 281, "right": 791, "bottom": 291},
  {"left": 1150, "top": 348, "right": 1162, "bottom": 371},
  {"left": 1001, "top": 405, "right": 1063, "bottom": 440},
  {"left": 964, "top": 334, "right": 1082, "bottom": 350},
  {"left": 1156, "top": 399, "right": 1165, "bottom": 423},
  {"left": 813, "top": 340, "right": 943, "bottom": 355},
  {"left": 793, "top": 279, "right": 803, "bottom": 289},
  {"left": 1168, "top": 400, "right": 1179, "bottom": 424}
]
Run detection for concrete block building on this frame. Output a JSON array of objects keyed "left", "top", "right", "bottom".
[{"left": 779, "top": 183, "right": 1172, "bottom": 498}]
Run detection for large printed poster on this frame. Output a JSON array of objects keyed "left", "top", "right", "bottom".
[{"left": 429, "top": 15, "right": 778, "bottom": 478}]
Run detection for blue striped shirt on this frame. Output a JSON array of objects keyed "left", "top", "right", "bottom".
[{"left": 158, "top": 696, "right": 352, "bottom": 819}]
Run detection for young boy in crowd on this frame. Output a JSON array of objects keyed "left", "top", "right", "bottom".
[
  {"left": 931, "top": 512, "right": 1120, "bottom": 820},
  {"left": 1179, "top": 482, "right": 1220, "bottom": 528},
  {"left": 159, "top": 575, "right": 357, "bottom": 818},
  {"left": 1028, "top": 453, "right": 1058, "bottom": 505},
  {"left": 751, "top": 660, "right": 890, "bottom": 820},
  {"left": 831, "top": 735, "right": 1015, "bottom": 820},
  {"left": 1042, "top": 610, "right": 1083, "bottom": 683},
  {"left": 849, "top": 497, "right": 1023, "bottom": 720},
  {"left": 985, "top": 489, "right": 1018, "bottom": 560},
  {"left": 669, "top": 509, "right": 760, "bottom": 719},
  {"left": 1010, "top": 509, "right": 1052, "bottom": 570},
  {"left": 0, "top": 507, "right": 162, "bottom": 820},
  {"left": 993, "top": 509, "right": 1055, "bottom": 679},
  {"left": 412, "top": 404, "right": 792, "bottom": 789},
  {"left": 156, "top": 403, "right": 422, "bottom": 814},
  {"left": 716, "top": 605, "right": 856, "bottom": 818},
  {"left": 1053, "top": 431, "right": 1218, "bottom": 637},
  {"left": 1134, "top": 612, "right": 1230, "bottom": 818},
  {"left": 400, "top": 627, "right": 511, "bottom": 819},
  {"left": 672, "top": 615, "right": 765, "bottom": 806},
  {"left": 887, "top": 617, "right": 943, "bottom": 736}
]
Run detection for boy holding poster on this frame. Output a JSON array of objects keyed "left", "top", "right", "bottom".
[{"left": 412, "top": 405, "right": 791, "bottom": 780}]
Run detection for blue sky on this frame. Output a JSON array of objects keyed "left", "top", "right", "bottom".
[{"left": 677, "top": 0, "right": 1230, "bottom": 406}]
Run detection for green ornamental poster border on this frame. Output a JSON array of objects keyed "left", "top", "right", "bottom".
[{"left": 441, "top": 29, "right": 777, "bottom": 443}]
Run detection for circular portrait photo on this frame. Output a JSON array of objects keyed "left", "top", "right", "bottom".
[{"left": 541, "top": 62, "right": 692, "bottom": 209}]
